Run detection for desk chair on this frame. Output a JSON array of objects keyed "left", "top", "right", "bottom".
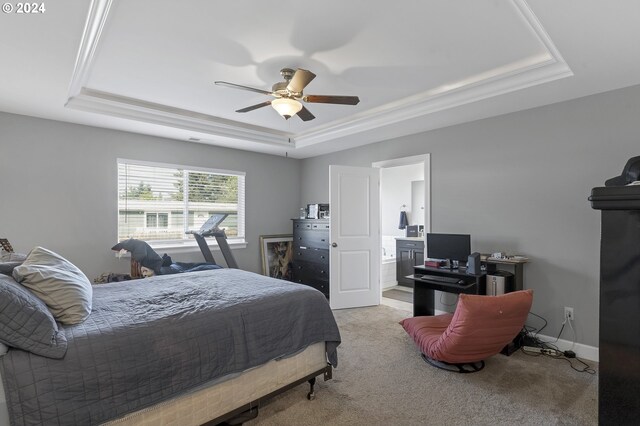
[{"left": 400, "top": 290, "right": 533, "bottom": 373}]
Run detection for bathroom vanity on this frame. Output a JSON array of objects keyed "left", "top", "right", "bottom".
[{"left": 396, "top": 237, "right": 424, "bottom": 287}]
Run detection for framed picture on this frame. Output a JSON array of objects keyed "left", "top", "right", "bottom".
[{"left": 260, "top": 235, "right": 293, "bottom": 280}]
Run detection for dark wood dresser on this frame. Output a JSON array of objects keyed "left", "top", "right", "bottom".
[{"left": 292, "top": 219, "right": 330, "bottom": 298}]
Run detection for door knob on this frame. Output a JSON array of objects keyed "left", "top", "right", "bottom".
[{"left": 332, "top": 242, "right": 338, "bottom": 247}]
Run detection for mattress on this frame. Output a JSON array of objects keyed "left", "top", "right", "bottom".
[{"left": 0, "top": 343, "right": 326, "bottom": 426}]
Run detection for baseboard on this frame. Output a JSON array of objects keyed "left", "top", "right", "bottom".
[{"left": 534, "top": 334, "right": 599, "bottom": 362}]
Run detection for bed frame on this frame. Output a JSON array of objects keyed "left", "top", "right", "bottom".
[
  {"left": 103, "top": 342, "right": 332, "bottom": 426},
  {"left": 208, "top": 364, "right": 332, "bottom": 425}
]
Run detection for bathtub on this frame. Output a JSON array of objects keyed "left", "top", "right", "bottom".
[
  {"left": 381, "top": 235, "right": 397, "bottom": 262},
  {"left": 381, "top": 236, "right": 398, "bottom": 288}
]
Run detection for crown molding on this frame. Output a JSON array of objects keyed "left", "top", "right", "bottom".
[
  {"left": 66, "top": 0, "right": 572, "bottom": 152},
  {"left": 67, "top": 0, "right": 114, "bottom": 98},
  {"left": 66, "top": 88, "right": 292, "bottom": 146},
  {"left": 295, "top": 56, "right": 572, "bottom": 147}
]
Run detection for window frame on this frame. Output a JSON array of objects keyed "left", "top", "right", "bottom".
[
  {"left": 117, "top": 158, "right": 247, "bottom": 251},
  {"left": 145, "top": 212, "right": 169, "bottom": 229}
]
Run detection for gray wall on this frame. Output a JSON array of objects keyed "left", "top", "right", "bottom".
[
  {"left": 0, "top": 112, "right": 301, "bottom": 279},
  {"left": 300, "top": 84, "right": 640, "bottom": 347},
  {"left": 3, "top": 83, "right": 640, "bottom": 347}
]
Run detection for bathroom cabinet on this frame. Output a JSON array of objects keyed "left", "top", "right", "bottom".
[{"left": 396, "top": 238, "right": 424, "bottom": 287}]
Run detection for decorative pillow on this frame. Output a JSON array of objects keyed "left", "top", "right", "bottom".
[
  {"left": 13, "top": 247, "right": 93, "bottom": 325},
  {"left": 0, "top": 275, "right": 67, "bottom": 358},
  {"left": 0, "top": 261, "right": 22, "bottom": 276}
]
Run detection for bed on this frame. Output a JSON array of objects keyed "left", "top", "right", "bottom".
[{"left": 0, "top": 267, "right": 341, "bottom": 426}]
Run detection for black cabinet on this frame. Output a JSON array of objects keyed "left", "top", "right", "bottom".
[
  {"left": 396, "top": 239, "right": 424, "bottom": 287},
  {"left": 292, "top": 219, "right": 330, "bottom": 298},
  {"left": 590, "top": 183, "right": 640, "bottom": 425}
]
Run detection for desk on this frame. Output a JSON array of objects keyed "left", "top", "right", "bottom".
[
  {"left": 483, "top": 255, "right": 529, "bottom": 291},
  {"left": 410, "top": 266, "right": 486, "bottom": 316}
]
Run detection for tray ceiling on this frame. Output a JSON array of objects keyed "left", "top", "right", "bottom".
[{"left": 2, "top": 1, "right": 640, "bottom": 157}]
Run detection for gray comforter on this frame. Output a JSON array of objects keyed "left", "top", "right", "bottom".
[{"left": 0, "top": 269, "right": 341, "bottom": 426}]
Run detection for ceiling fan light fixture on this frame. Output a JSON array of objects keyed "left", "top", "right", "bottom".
[
  {"left": 216, "top": 68, "right": 358, "bottom": 122},
  {"left": 271, "top": 98, "right": 302, "bottom": 119}
]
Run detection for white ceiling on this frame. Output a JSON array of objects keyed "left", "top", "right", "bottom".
[{"left": 1, "top": 0, "right": 640, "bottom": 158}]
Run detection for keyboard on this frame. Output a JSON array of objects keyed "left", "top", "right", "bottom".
[{"left": 417, "top": 274, "right": 464, "bottom": 284}]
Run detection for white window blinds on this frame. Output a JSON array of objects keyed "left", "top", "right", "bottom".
[{"left": 117, "top": 160, "right": 245, "bottom": 243}]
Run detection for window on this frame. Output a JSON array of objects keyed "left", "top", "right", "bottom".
[
  {"left": 118, "top": 160, "right": 245, "bottom": 245},
  {"left": 145, "top": 213, "right": 168, "bottom": 228}
]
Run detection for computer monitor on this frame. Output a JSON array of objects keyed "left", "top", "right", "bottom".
[{"left": 426, "top": 233, "right": 471, "bottom": 267}]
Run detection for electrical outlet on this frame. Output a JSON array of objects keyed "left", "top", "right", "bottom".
[{"left": 564, "top": 306, "right": 574, "bottom": 321}]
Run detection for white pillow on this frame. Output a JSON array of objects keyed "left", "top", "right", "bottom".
[{"left": 12, "top": 247, "right": 92, "bottom": 324}]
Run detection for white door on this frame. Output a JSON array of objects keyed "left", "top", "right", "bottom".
[{"left": 329, "top": 165, "right": 380, "bottom": 309}]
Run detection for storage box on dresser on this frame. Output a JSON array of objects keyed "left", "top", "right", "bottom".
[{"left": 292, "top": 219, "right": 330, "bottom": 298}]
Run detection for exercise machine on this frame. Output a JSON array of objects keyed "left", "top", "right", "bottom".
[{"left": 187, "top": 213, "right": 239, "bottom": 269}]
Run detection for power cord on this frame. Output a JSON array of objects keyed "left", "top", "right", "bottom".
[
  {"left": 528, "top": 311, "right": 548, "bottom": 337},
  {"left": 520, "top": 312, "right": 596, "bottom": 375},
  {"left": 520, "top": 345, "right": 595, "bottom": 374},
  {"left": 567, "top": 315, "right": 577, "bottom": 351}
]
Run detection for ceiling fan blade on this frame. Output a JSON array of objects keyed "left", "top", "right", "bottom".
[
  {"left": 287, "top": 69, "right": 316, "bottom": 93},
  {"left": 214, "top": 81, "right": 273, "bottom": 96},
  {"left": 296, "top": 106, "right": 315, "bottom": 121},
  {"left": 236, "top": 101, "right": 272, "bottom": 113},
  {"left": 304, "top": 95, "right": 360, "bottom": 105}
]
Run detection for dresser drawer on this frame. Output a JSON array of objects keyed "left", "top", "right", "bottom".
[
  {"left": 293, "top": 259, "right": 329, "bottom": 279},
  {"left": 293, "top": 247, "right": 329, "bottom": 263},
  {"left": 293, "top": 220, "right": 329, "bottom": 230},
  {"left": 293, "top": 277, "right": 329, "bottom": 297},
  {"left": 292, "top": 272, "right": 329, "bottom": 295},
  {"left": 293, "top": 221, "right": 314, "bottom": 230},
  {"left": 313, "top": 280, "right": 329, "bottom": 297},
  {"left": 396, "top": 239, "right": 424, "bottom": 249},
  {"left": 311, "top": 222, "right": 330, "bottom": 231},
  {"left": 294, "top": 230, "right": 329, "bottom": 249}
]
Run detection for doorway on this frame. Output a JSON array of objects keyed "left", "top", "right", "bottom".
[{"left": 372, "top": 155, "right": 431, "bottom": 309}]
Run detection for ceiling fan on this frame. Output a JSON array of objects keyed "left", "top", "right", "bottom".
[{"left": 214, "top": 68, "right": 360, "bottom": 121}]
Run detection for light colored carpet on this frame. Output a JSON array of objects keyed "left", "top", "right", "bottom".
[{"left": 246, "top": 304, "right": 598, "bottom": 426}]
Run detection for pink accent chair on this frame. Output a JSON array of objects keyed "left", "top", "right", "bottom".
[{"left": 400, "top": 290, "right": 533, "bottom": 372}]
